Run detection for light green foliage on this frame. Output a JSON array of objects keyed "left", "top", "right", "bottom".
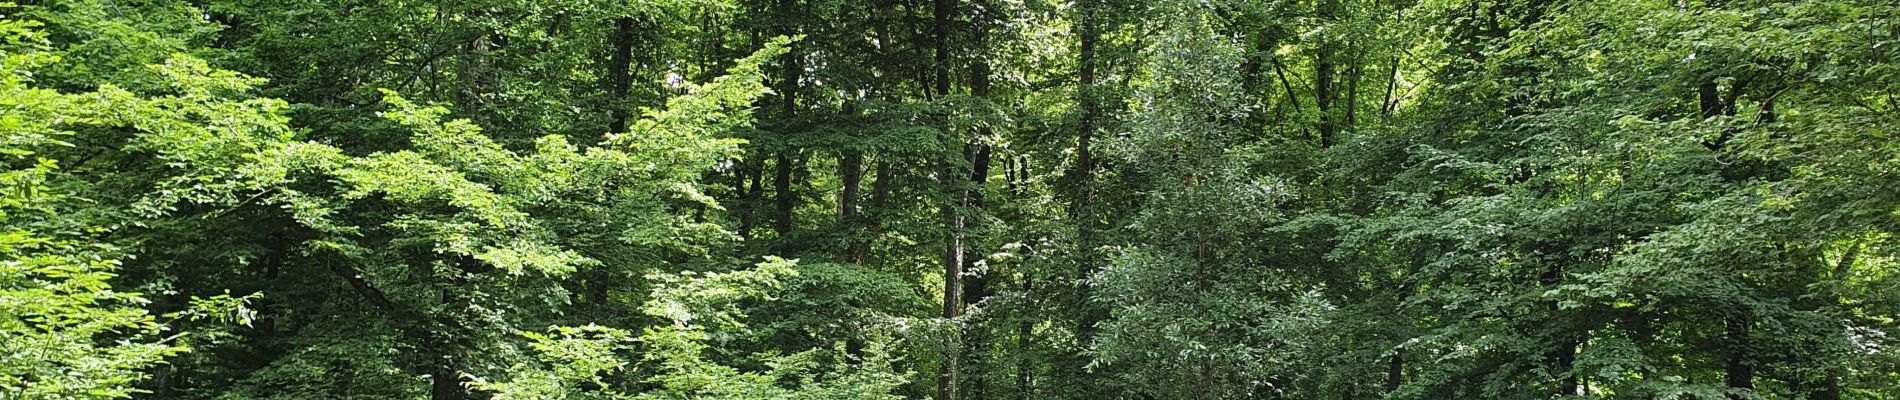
[
  {"left": 0, "top": 15, "right": 182, "bottom": 399},
  {"left": 471, "top": 325, "right": 638, "bottom": 400},
  {"left": 470, "top": 257, "right": 907, "bottom": 400},
  {"left": 635, "top": 257, "right": 906, "bottom": 400}
]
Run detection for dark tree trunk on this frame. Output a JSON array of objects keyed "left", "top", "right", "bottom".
[
  {"left": 1343, "top": 51, "right": 1362, "bottom": 130},
  {"left": 839, "top": 150, "right": 864, "bottom": 234},
  {"left": 1725, "top": 315, "right": 1753, "bottom": 398},
  {"left": 935, "top": 0, "right": 963, "bottom": 398},
  {"left": 1016, "top": 276, "right": 1035, "bottom": 400},
  {"left": 430, "top": 361, "right": 466, "bottom": 400},
  {"left": 1313, "top": 6, "right": 1337, "bottom": 147},
  {"left": 933, "top": 0, "right": 955, "bottom": 97},
  {"left": 1385, "top": 353, "right": 1402, "bottom": 394},
  {"left": 939, "top": 164, "right": 965, "bottom": 400},
  {"left": 1814, "top": 372, "right": 1841, "bottom": 400},
  {"left": 1070, "top": 0, "right": 1100, "bottom": 279},
  {"left": 606, "top": 17, "right": 635, "bottom": 134},
  {"left": 851, "top": 161, "right": 894, "bottom": 264},
  {"left": 1555, "top": 340, "right": 1578, "bottom": 396},
  {"left": 961, "top": 6, "right": 997, "bottom": 397},
  {"left": 773, "top": 151, "right": 796, "bottom": 237},
  {"left": 739, "top": 158, "right": 765, "bottom": 240},
  {"left": 773, "top": 0, "right": 800, "bottom": 239},
  {"left": 959, "top": 142, "right": 992, "bottom": 400}
]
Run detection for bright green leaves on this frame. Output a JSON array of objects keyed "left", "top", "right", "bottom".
[
  {"left": 472, "top": 325, "right": 637, "bottom": 400},
  {"left": 468, "top": 257, "right": 908, "bottom": 400},
  {"left": 634, "top": 256, "right": 905, "bottom": 400},
  {"left": 0, "top": 17, "right": 185, "bottom": 399},
  {"left": 124, "top": 40, "right": 806, "bottom": 281},
  {"left": 620, "top": 36, "right": 793, "bottom": 154},
  {"left": 643, "top": 256, "right": 796, "bottom": 329},
  {"left": 335, "top": 150, "right": 525, "bottom": 228},
  {"left": 0, "top": 236, "right": 185, "bottom": 399}
]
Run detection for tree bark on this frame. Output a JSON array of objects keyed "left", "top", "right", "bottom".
[
  {"left": 430, "top": 361, "right": 467, "bottom": 400},
  {"left": 961, "top": 6, "right": 996, "bottom": 395},
  {"left": 606, "top": 16, "right": 635, "bottom": 134},
  {"left": 1725, "top": 315, "right": 1753, "bottom": 399},
  {"left": 1556, "top": 340, "right": 1579, "bottom": 396},
  {"left": 1314, "top": 0, "right": 1339, "bottom": 148},
  {"left": 847, "top": 161, "right": 893, "bottom": 264},
  {"left": 1070, "top": 0, "right": 1100, "bottom": 279},
  {"left": 1385, "top": 353, "right": 1402, "bottom": 394},
  {"left": 739, "top": 158, "right": 765, "bottom": 240},
  {"left": 934, "top": 0, "right": 963, "bottom": 397},
  {"left": 772, "top": 0, "right": 800, "bottom": 239},
  {"left": 1343, "top": 51, "right": 1362, "bottom": 130},
  {"left": 839, "top": 149, "right": 864, "bottom": 235},
  {"left": 939, "top": 157, "right": 965, "bottom": 400},
  {"left": 773, "top": 151, "right": 796, "bottom": 237}
]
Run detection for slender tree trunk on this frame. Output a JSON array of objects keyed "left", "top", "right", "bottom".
[
  {"left": 939, "top": 167, "right": 965, "bottom": 400},
  {"left": 1314, "top": 0, "right": 1338, "bottom": 148},
  {"left": 838, "top": 147, "right": 867, "bottom": 359},
  {"left": 1381, "top": 11, "right": 1405, "bottom": 119},
  {"left": 1016, "top": 275, "right": 1035, "bottom": 400},
  {"left": 933, "top": 0, "right": 955, "bottom": 97},
  {"left": 430, "top": 360, "right": 466, "bottom": 400},
  {"left": 1064, "top": 3, "right": 1110, "bottom": 396},
  {"left": 772, "top": 0, "right": 800, "bottom": 238},
  {"left": 774, "top": 151, "right": 796, "bottom": 237},
  {"left": 961, "top": 6, "right": 998, "bottom": 397},
  {"left": 840, "top": 150, "right": 864, "bottom": 233},
  {"left": 1556, "top": 340, "right": 1579, "bottom": 396},
  {"left": 960, "top": 142, "right": 992, "bottom": 400},
  {"left": 739, "top": 158, "right": 765, "bottom": 240},
  {"left": 934, "top": 0, "right": 965, "bottom": 397},
  {"left": 1272, "top": 60, "right": 1309, "bottom": 139},
  {"left": 1070, "top": 0, "right": 1100, "bottom": 281},
  {"left": 1725, "top": 315, "right": 1753, "bottom": 399},
  {"left": 607, "top": 16, "right": 635, "bottom": 134},
  {"left": 855, "top": 160, "right": 894, "bottom": 263},
  {"left": 1343, "top": 52, "right": 1362, "bottom": 130},
  {"left": 1814, "top": 372, "right": 1841, "bottom": 400},
  {"left": 1385, "top": 353, "right": 1403, "bottom": 394}
]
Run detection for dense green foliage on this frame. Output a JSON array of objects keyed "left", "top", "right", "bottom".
[{"left": 1, "top": 0, "right": 1896, "bottom": 398}]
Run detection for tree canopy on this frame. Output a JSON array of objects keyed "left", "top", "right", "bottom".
[{"left": 1, "top": 0, "right": 1897, "bottom": 399}]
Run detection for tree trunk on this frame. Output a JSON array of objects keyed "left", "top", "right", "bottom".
[
  {"left": 851, "top": 161, "right": 894, "bottom": 264},
  {"left": 739, "top": 158, "right": 764, "bottom": 240},
  {"left": 1343, "top": 51, "right": 1362, "bottom": 130},
  {"left": 773, "top": 0, "right": 800, "bottom": 238},
  {"left": 773, "top": 152, "right": 796, "bottom": 236},
  {"left": 1814, "top": 372, "right": 1841, "bottom": 400},
  {"left": 839, "top": 150, "right": 864, "bottom": 237},
  {"left": 1070, "top": 0, "right": 1100, "bottom": 280},
  {"left": 959, "top": 142, "right": 992, "bottom": 400},
  {"left": 939, "top": 164, "right": 965, "bottom": 400},
  {"left": 1385, "top": 353, "right": 1402, "bottom": 394},
  {"left": 1314, "top": 0, "right": 1338, "bottom": 148},
  {"left": 935, "top": 0, "right": 963, "bottom": 398},
  {"left": 606, "top": 16, "right": 635, "bottom": 134},
  {"left": 1016, "top": 276, "right": 1034, "bottom": 400},
  {"left": 1725, "top": 315, "right": 1753, "bottom": 399},
  {"left": 1556, "top": 340, "right": 1579, "bottom": 396},
  {"left": 430, "top": 360, "right": 466, "bottom": 400},
  {"left": 961, "top": 6, "right": 997, "bottom": 397}
]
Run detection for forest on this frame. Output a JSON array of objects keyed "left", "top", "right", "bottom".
[{"left": 1, "top": 0, "right": 1897, "bottom": 398}]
